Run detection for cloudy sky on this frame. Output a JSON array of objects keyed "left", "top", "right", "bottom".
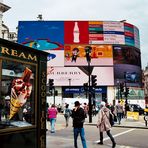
[{"left": 3, "top": 0, "right": 148, "bottom": 69}]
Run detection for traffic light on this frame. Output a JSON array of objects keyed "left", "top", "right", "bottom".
[
  {"left": 125, "top": 87, "right": 129, "bottom": 98},
  {"left": 91, "top": 75, "right": 97, "bottom": 87},
  {"left": 119, "top": 83, "right": 124, "bottom": 93},
  {"left": 126, "top": 87, "right": 129, "bottom": 94},
  {"left": 49, "top": 79, "right": 54, "bottom": 91},
  {"left": 83, "top": 83, "right": 88, "bottom": 91},
  {"left": 85, "top": 46, "right": 92, "bottom": 62}
]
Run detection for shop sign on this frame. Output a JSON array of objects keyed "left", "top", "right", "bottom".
[{"left": 0, "top": 46, "right": 37, "bottom": 62}]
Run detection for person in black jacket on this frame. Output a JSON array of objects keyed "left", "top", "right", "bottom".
[{"left": 71, "top": 101, "right": 87, "bottom": 148}]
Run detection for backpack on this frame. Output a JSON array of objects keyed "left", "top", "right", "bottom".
[{"left": 64, "top": 109, "right": 71, "bottom": 118}]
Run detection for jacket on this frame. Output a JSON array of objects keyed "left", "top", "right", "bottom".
[
  {"left": 97, "top": 106, "right": 112, "bottom": 132},
  {"left": 48, "top": 107, "right": 58, "bottom": 119},
  {"left": 71, "top": 107, "right": 85, "bottom": 128}
]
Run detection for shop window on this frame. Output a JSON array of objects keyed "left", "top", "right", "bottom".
[{"left": 0, "top": 59, "right": 36, "bottom": 130}]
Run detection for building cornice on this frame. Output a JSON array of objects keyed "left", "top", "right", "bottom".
[{"left": 0, "top": 2, "right": 11, "bottom": 13}]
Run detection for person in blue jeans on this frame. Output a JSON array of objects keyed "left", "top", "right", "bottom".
[
  {"left": 71, "top": 101, "right": 87, "bottom": 148},
  {"left": 48, "top": 104, "right": 58, "bottom": 133},
  {"left": 116, "top": 101, "right": 124, "bottom": 125}
]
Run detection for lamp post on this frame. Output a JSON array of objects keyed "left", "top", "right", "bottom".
[
  {"left": 117, "top": 80, "right": 120, "bottom": 101},
  {"left": 85, "top": 46, "right": 92, "bottom": 123},
  {"left": 124, "top": 72, "right": 128, "bottom": 105}
]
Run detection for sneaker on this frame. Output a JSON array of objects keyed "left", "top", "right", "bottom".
[
  {"left": 51, "top": 130, "right": 55, "bottom": 133},
  {"left": 112, "top": 142, "right": 116, "bottom": 148},
  {"left": 97, "top": 142, "right": 103, "bottom": 145}
]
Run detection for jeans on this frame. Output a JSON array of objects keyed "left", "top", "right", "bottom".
[
  {"left": 117, "top": 113, "right": 122, "bottom": 124},
  {"left": 65, "top": 116, "right": 70, "bottom": 127},
  {"left": 73, "top": 127, "right": 87, "bottom": 148},
  {"left": 49, "top": 118, "right": 56, "bottom": 132}
]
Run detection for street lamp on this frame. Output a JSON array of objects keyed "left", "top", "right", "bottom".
[
  {"left": 124, "top": 72, "right": 128, "bottom": 105},
  {"left": 85, "top": 46, "right": 92, "bottom": 123},
  {"left": 117, "top": 80, "right": 120, "bottom": 100}
]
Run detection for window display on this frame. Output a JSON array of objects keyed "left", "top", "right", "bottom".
[{"left": 0, "top": 59, "right": 36, "bottom": 128}]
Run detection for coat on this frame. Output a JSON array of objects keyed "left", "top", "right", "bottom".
[
  {"left": 97, "top": 106, "right": 112, "bottom": 132},
  {"left": 48, "top": 107, "right": 58, "bottom": 119},
  {"left": 71, "top": 107, "right": 86, "bottom": 128}
]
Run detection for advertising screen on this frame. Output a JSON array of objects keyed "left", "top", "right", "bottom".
[
  {"left": 64, "top": 21, "right": 89, "bottom": 44},
  {"left": 46, "top": 50, "right": 64, "bottom": 67},
  {"left": 113, "top": 45, "right": 141, "bottom": 67},
  {"left": 64, "top": 44, "right": 113, "bottom": 66},
  {"left": 47, "top": 66, "right": 114, "bottom": 86},
  {"left": 114, "top": 64, "right": 142, "bottom": 87},
  {"left": 17, "top": 21, "right": 140, "bottom": 50},
  {"left": 18, "top": 21, "right": 64, "bottom": 50}
]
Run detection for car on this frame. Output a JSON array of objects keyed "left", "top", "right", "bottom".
[{"left": 129, "top": 104, "right": 144, "bottom": 115}]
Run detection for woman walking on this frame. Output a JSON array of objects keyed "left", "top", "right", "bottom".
[
  {"left": 97, "top": 101, "right": 116, "bottom": 148},
  {"left": 64, "top": 104, "right": 72, "bottom": 127},
  {"left": 47, "top": 104, "right": 58, "bottom": 133}
]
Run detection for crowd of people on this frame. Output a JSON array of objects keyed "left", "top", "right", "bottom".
[{"left": 47, "top": 101, "right": 129, "bottom": 148}]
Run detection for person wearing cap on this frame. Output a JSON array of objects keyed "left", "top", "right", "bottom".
[
  {"left": 97, "top": 101, "right": 116, "bottom": 148},
  {"left": 71, "top": 101, "right": 87, "bottom": 148}
]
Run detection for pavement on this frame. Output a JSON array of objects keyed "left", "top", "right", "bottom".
[{"left": 46, "top": 113, "right": 148, "bottom": 148}]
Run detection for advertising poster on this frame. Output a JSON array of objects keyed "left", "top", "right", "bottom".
[
  {"left": 9, "top": 67, "right": 33, "bottom": 120},
  {"left": 47, "top": 66, "right": 114, "bottom": 86},
  {"left": 64, "top": 21, "right": 89, "bottom": 44},
  {"left": 46, "top": 50, "right": 65, "bottom": 66},
  {"left": 89, "top": 21, "right": 125, "bottom": 44},
  {"left": 47, "top": 66, "right": 88, "bottom": 86},
  {"left": 113, "top": 45, "right": 141, "bottom": 67},
  {"left": 18, "top": 21, "right": 64, "bottom": 50},
  {"left": 89, "top": 21, "right": 104, "bottom": 44},
  {"left": 114, "top": 64, "right": 142, "bottom": 87},
  {"left": 64, "top": 44, "right": 113, "bottom": 66},
  {"left": 124, "top": 22, "right": 135, "bottom": 47},
  {"left": 134, "top": 26, "right": 140, "bottom": 49}
]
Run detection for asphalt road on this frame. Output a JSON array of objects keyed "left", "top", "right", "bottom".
[{"left": 46, "top": 114, "right": 148, "bottom": 148}]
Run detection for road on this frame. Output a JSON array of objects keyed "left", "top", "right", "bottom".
[{"left": 46, "top": 114, "right": 148, "bottom": 148}]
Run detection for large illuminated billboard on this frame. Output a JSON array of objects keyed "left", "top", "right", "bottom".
[
  {"left": 64, "top": 44, "right": 113, "bottom": 66},
  {"left": 113, "top": 45, "right": 141, "bottom": 67},
  {"left": 18, "top": 21, "right": 140, "bottom": 49},
  {"left": 18, "top": 21, "right": 64, "bottom": 50},
  {"left": 47, "top": 66, "right": 114, "bottom": 86},
  {"left": 114, "top": 64, "right": 142, "bottom": 87},
  {"left": 17, "top": 20, "right": 141, "bottom": 87}
]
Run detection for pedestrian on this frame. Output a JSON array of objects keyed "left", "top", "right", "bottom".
[
  {"left": 47, "top": 104, "right": 58, "bottom": 133},
  {"left": 64, "top": 104, "right": 72, "bottom": 127},
  {"left": 71, "top": 101, "right": 87, "bottom": 148},
  {"left": 83, "top": 103, "right": 88, "bottom": 118},
  {"left": 116, "top": 100, "right": 124, "bottom": 124},
  {"left": 97, "top": 101, "right": 116, "bottom": 148}
]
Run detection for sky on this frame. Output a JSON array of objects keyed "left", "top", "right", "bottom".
[{"left": 2, "top": 0, "right": 148, "bottom": 69}]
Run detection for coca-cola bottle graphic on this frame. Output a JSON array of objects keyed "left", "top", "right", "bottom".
[{"left": 73, "top": 21, "right": 80, "bottom": 43}]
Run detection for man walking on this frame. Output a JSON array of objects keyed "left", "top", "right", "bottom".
[
  {"left": 71, "top": 101, "right": 87, "bottom": 148},
  {"left": 116, "top": 100, "right": 124, "bottom": 124}
]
